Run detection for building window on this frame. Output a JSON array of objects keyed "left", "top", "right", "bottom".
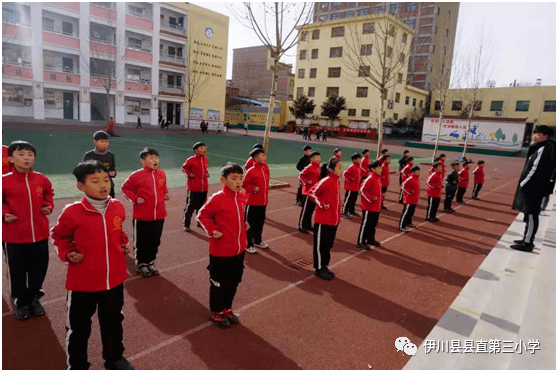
[
  {"left": 405, "top": 96, "right": 410, "bottom": 105},
  {"left": 404, "top": 19, "right": 416, "bottom": 29},
  {"left": 389, "top": 3, "right": 399, "bottom": 14},
  {"left": 298, "top": 69, "right": 305, "bottom": 79},
  {"left": 490, "top": 101, "right": 503, "bottom": 111},
  {"left": 362, "top": 109, "right": 370, "bottom": 117},
  {"left": 326, "top": 87, "right": 340, "bottom": 97},
  {"left": 412, "top": 98, "right": 416, "bottom": 107},
  {"left": 406, "top": 2, "right": 417, "bottom": 12},
  {"left": 388, "top": 25, "right": 395, "bottom": 36},
  {"left": 308, "top": 87, "right": 315, "bottom": 97},
  {"left": 311, "top": 49, "right": 319, "bottom": 59},
  {"left": 345, "top": 11, "right": 354, "bottom": 18},
  {"left": 358, "top": 8, "right": 369, "bottom": 16},
  {"left": 126, "top": 99, "right": 141, "bottom": 115},
  {"left": 321, "top": 2, "right": 328, "bottom": 9},
  {"left": 448, "top": 10, "right": 451, "bottom": 18},
  {"left": 395, "top": 92, "right": 401, "bottom": 103},
  {"left": 434, "top": 26, "right": 438, "bottom": 35},
  {"left": 332, "top": 2, "right": 341, "bottom": 5},
  {"left": 329, "top": 47, "right": 343, "bottom": 58},
  {"left": 397, "top": 73, "right": 403, "bottom": 84},
  {"left": 328, "top": 67, "right": 341, "bottom": 78},
  {"left": 360, "top": 44, "right": 372, "bottom": 56},
  {"left": 386, "top": 46, "right": 393, "bottom": 58},
  {"left": 446, "top": 29, "right": 449, "bottom": 37},
  {"left": 42, "top": 17, "right": 54, "bottom": 32},
  {"left": 356, "top": 87, "right": 368, "bottom": 97},
  {"left": 348, "top": 109, "right": 357, "bottom": 116},
  {"left": 331, "top": 13, "right": 341, "bottom": 20},
  {"left": 310, "top": 68, "right": 317, "bottom": 78},
  {"left": 363, "top": 22, "right": 374, "bottom": 34},
  {"left": 374, "top": 5, "right": 384, "bottom": 14},
  {"left": 301, "top": 31, "right": 308, "bottom": 41},
  {"left": 44, "top": 91, "right": 56, "bottom": 107},
  {"left": 402, "top": 33, "right": 407, "bottom": 44},
  {"left": 472, "top": 101, "right": 482, "bottom": 111},
  {"left": 128, "top": 37, "right": 143, "bottom": 50},
  {"left": 299, "top": 50, "right": 307, "bottom": 60},
  {"left": 443, "top": 46, "right": 446, "bottom": 55},
  {"left": 399, "top": 53, "right": 405, "bottom": 63},
  {"left": 331, "top": 26, "right": 344, "bottom": 37},
  {"left": 358, "top": 65, "right": 370, "bottom": 77},
  {"left": 515, "top": 100, "right": 530, "bottom": 112},
  {"left": 312, "top": 29, "right": 320, "bottom": 40},
  {"left": 543, "top": 100, "right": 556, "bottom": 112},
  {"left": 434, "top": 101, "right": 441, "bottom": 110},
  {"left": 452, "top": 101, "right": 463, "bottom": 111},
  {"left": 394, "top": 113, "right": 399, "bottom": 120},
  {"left": 437, "top": 6, "right": 440, "bottom": 15},
  {"left": 432, "top": 45, "right": 436, "bottom": 54},
  {"left": 296, "top": 87, "right": 304, "bottom": 98}
]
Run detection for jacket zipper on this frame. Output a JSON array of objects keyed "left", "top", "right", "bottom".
[
  {"left": 102, "top": 210, "right": 110, "bottom": 290},
  {"left": 262, "top": 166, "right": 268, "bottom": 205},
  {"left": 336, "top": 179, "right": 340, "bottom": 226},
  {"left": 234, "top": 193, "right": 241, "bottom": 254},
  {"left": 25, "top": 173, "right": 36, "bottom": 242},
  {"left": 151, "top": 171, "right": 157, "bottom": 220},
  {"left": 200, "top": 157, "right": 205, "bottom": 191}
]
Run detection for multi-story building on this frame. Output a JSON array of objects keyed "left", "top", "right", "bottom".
[
  {"left": 2, "top": 2, "right": 228, "bottom": 126},
  {"left": 294, "top": 13, "right": 428, "bottom": 127},
  {"left": 313, "top": 2, "right": 459, "bottom": 91},
  {"left": 232, "top": 45, "right": 294, "bottom": 101}
]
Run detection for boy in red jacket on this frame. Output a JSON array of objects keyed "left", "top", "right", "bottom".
[
  {"left": 472, "top": 160, "right": 485, "bottom": 200},
  {"left": 51, "top": 160, "right": 133, "bottom": 370},
  {"left": 3, "top": 141, "right": 53, "bottom": 320},
  {"left": 2, "top": 144, "right": 14, "bottom": 174},
  {"left": 121, "top": 148, "right": 169, "bottom": 277},
  {"left": 309, "top": 157, "right": 343, "bottom": 280},
  {"left": 197, "top": 163, "right": 249, "bottom": 328},
  {"left": 358, "top": 160, "right": 383, "bottom": 250},
  {"left": 182, "top": 142, "right": 210, "bottom": 232},
  {"left": 426, "top": 162, "right": 443, "bottom": 222},
  {"left": 104, "top": 116, "right": 120, "bottom": 137},
  {"left": 342, "top": 153, "right": 362, "bottom": 218},
  {"left": 244, "top": 143, "right": 263, "bottom": 171},
  {"left": 360, "top": 149, "right": 370, "bottom": 183},
  {"left": 242, "top": 148, "right": 270, "bottom": 254},
  {"left": 298, "top": 151, "right": 321, "bottom": 234},
  {"left": 456, "top": 159, "right": 472, "bottom": 204},
  {"left": 399, "top": 156, "right": 414, "bottom": 203},
  {"left": 378, "top": 148, "right": 389, "bottom": 162},
  {"left": 399, "top": 165, "right": 421, "bottom": 232},
  {"left": 333, "top": 148, "right": 343, "bottom": 160},
  {"left": 380, "top": 154, "right": 391, "bottom": 210}
]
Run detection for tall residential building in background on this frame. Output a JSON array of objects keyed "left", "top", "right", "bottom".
[
  {"left": 232, "top": 45, "right": 294, "bottom": 101},
  {"left": 313, "top": 2, "right": 459, "bottom": 91}
]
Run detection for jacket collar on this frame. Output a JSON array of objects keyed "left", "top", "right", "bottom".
[
  {"left": 221, "top": 184, "right": 239, "bottom": 197},
  {"left": 81, "top": 195, "right": 112, "bottom": 213},
  {"left": 411, "top": 173, "right": 420, "bottom": 180},
  {"left": 143, "top": 165, "right": 156, "bottom": 172},
  {"left": 195, "top": 153, "right": 206, "bottom": 159},
  {"left": 10, "top": 167, "right": 34, "bottom": 178},
  {"left": 372, "top": 172, "right": 381, "bottom": 179},
  {"left": 311, "top": 161, "right": 321, "bottom": 168},
  {"left": 328, "top": 173, "right": 340, "bottom": 180}
]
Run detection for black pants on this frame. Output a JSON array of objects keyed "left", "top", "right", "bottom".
[
  {"left": 523, "top": 213, "right": 540, "bottom": 245},
  {"left": 381, "top": 186, "right": 388, "bottom": 207},
  {"left": 65, "top": 284, "right": 125, "bottom": 370},
  {"left": 296, "top": 181, "right": 303, "bottom": 203},
  {"left": 133, "top": 219, "right": 165, "bottom": 265},
  {"left": 184, "top": 190, "right": 208, "bottom": 228},
  {"left": 444, "top": 188, "right": 456, "bottom": 210},
  {"left": 357, "top": 211, "right": 380, "bottom": 245},
  {"left": 399, "top": 189, "right": 404, "bottom": 203},
  {"left": 343, "top": 190, "right": 359, "bottom": 215},
  {"left": 426, "top": 196, "right": 441, "bottom": 220},
  {"left": 109, "top": 178, "right": 115, "bottom": 199},
  {"left": 399, "top": 204, "right": 416, "bottom": 228},
  {"left": 245, "top": 205, "right": 266, "bottom": 247},
  {"left": 3, "top": 239, "right": 49, "bottom": 308},
  {"left": 298, "top": 195, "right": 316, "bottom": 230},
  {"left": 136, "top": 122, "right": 142, "bottom": 129},
  {"left": 313, "top": 223, "right": 338, "bottom": 270},
  {"left": 456, "top": 187, "right": 467, "bottom": 203},
  {"left": 208, "top": 252, "right": 245, "bottom": 313},
  {"left": 472, "top": 183, "right": 483, "bottom": 198}
]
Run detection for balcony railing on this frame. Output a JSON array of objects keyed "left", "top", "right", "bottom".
[
  {"left": 159, "top": 84, "right": 185, "bottom": 94},
  {"left": 2, "top": 17, "right": 31, "bottom": 28},
  {"left": 2, "top": 56, "right": 32, "bottom": 67},
  {"left": 43, "top": 64, "right": 79, "bottom": 74},
  {"left": 42, "top": 25, "right": 79, "bottom": 38},
  {"left": 91, "top": 37, "right": 116, "bottom": 46},
  {"left": 126, "top": 76, "right": 151, "bottom": 84},
  {"left": 127, "top": 7, "right": 152, "bottom": 20},
  {"left": 126, "top": 44, "right": 152, "bottom": 53},
  {"left": 91, "top": 2, "right": 115, "bottom": 10},
  {"left": 160, "top": 19, "right": 186, "bottom": 34},
  {"left": 159, "top": 52, "right": 185, "bottom": 65}
]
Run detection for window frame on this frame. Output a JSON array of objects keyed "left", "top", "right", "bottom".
[
  {"left": 326, "top": 87, "right": 340, "bottom": 97},
  {"left": 299, "top": 49, "right": 307, "bottom": 60},
  {"left": 298, "top": 69, "right": 305, "bottom": 79},
  {"left": 348, "top": 108, "right": 357, "bottom": 117},
  {"left": 309, "top": 68, "right": 317, "bottom": 79},
  {"left": 329, "top": 46, "right": 343, "bottom": 58},
  {"left": 490, "top": 101, "right": 504, "bottom": 111},
  {"left": 360, "top": 44, "right": 372, "bottom": 56},
  {"left": 331, "top": 26, "right": 345, "bottom": 37},
  {"left": 356, "top": 87, "right": 368, "bottom": 98},
  {"left": 308, "top": 87, "right": 316, "bottom": 97},
  {"left": 312, "top": 29, "right": 320, "bottom": 40},
  {"left": 328, "top": 67, "right": 342, "bottom": 78},
  {"left": 515, "top": 100, "right": 530, "bottom": 112},
  {"left": 451, "top": 101, "right": 463, "bottom": 111},
  {"left": 311, "top": 48, "right": 319, "bottom": 59},
  {"left": 395, "top": 92, "right": 401, "bottom": 103},
  {"left": 362, "top": 22, "right": 374, "bottom": 34},
  {"left": 543, "top": 100, "right": 556, "bottom": 112}
]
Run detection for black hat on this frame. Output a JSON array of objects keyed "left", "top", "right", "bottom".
[
  {"left": 193, "top": 142, "right": 206, "bottom": 150},
  {"left": 533, "top": 125, "right": 552, "bottom": 136},
  {"left": 334, "top": 148, "right": 341, "bottom": 153}
]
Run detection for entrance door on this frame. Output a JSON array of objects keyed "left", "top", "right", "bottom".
[
  {"left": 175, "top": 104, "right": 181, "bottom": 125},
  {"left": 63, "top": 92, "right": 74, "bottom": 119},
  {"left": 166, "top": 103, "right": 174, "bottom": 124}
]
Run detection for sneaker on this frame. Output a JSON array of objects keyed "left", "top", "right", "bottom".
[
  {"left": 425, "top": 218, "right": 432, "bottom": 222},
  {"left": 341, "top": 213, "right": 353, "bottom": 219},
  {"left": 15, "top": 305, "right": 31, "bottom": 321},
  {"left": 370, "top": 240, "right": 381, "bottom": 247},
  {"left": 183, "top": 226, "right": 191, "bottom": 232},
  {"left": 147, "top": 263, "right": 159, "bottom": 276},
  {"left": 254, "top": 242, "right": 268, "bottom": 249},
  {"left": 211, "top": 311, "right": 231, "bottom": 328},
  {"left": 456, "top": 201, "right": 466, "bottom": 205},
  {"left": 430, "top": 218, "right": 440, "bottom": 222},
  {"left": 295, "top": 201, "right": 303, "bottom": 207},
  {"left": 357, "top": 243, "right": 371, "bottom": 250},
  {"left": 298, "top": 228, "right": 309, "bottom": 234},
  {"left": 399, "top": 227, "right": 408, "bottom": 233},
  {"left": 223, "top": 309, "right": 240, "bottom": 325},
  {"left": 382, "top": 206, "right": 388, "bottom": 210},
  {"left": 136, "top": 264, "right": 152, "bottom": 278},
  {"left": 443, "top": 208, "right": 452, "bottom": 213},
  {"left": 323, "top": 266, "right": 336, "bottom": 278},
  {"left": 408, "top": 224, "right": 417, "bottom": 228},
  {"left": 246, "top": 246, "right": 257, "bottom": 254},
  {"left": 314, "top": 269, "right": 333, "bottom": 280},
  {"left": 510, "top": 242, "right": 534, "bottom": 252},
  {"left": 350, "top": 212, "right": 359, "bottom": 217},
  {"left": 513, "top": 239, "right": 524, "bottom": 244},
  {"left": 472, "top": 197, "right": 480, "bottom": 200},
  {"left": 450, "top": 209, "right": 456, "bottom": 213},
  {"left": 30, "top": 296, "right": 46, "bottom": 316},
  {"left": 105, "top": 357, "right": 135, "bottom": 370}
]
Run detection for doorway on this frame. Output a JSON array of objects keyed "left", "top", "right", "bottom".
[
  {"left": 166, "top": 103, "right": 174, "bottom": 125},
  {"left": 522, "top": 123, "right": 534, "bottom": 147},
  {"left": 175, "top": 104, "right": 181, "bottom": 125},
  {"left": 63, "top": 92, "right": 74, "bottom": 119}
]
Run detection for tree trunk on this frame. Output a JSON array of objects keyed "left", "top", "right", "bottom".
[
  {"left": 263, "top": 57, "right": 278, "bottom": 156},
  {"left": 186, "top": 101, "right": 191, "bottom": 129},
  {"left": 432, "top": 110, "right": 444, "bottom": 163},
  {"left": 462, "top": 112, "right": 473, "bottom": 158},
  {"left": 376, "top": 94, "right": 384, "bottom": 157},
  {"left": 106, "top": 89, "right": 111, "bottom": 124}
]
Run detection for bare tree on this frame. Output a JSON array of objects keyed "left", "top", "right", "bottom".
[
  {"left": 229, "top": 2, "right": 313, "bottom": 155},
  {"left": 183, "top": 32, "right": 210, "bottom": 128},
  {"left": 341, "top": 15, "right": 412, "bottom": 156}
]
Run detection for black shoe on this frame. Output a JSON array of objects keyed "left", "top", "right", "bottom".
[
  {"left": 425, "top": 218, "right": 432, "bottom": 222},
  {"left": 357, "top": 243, "right": 371, "bottom": 250},
  {"left": 183, "top": 226, "right": 191, "bottom": 232},
  {"left": 105, "top": 357, "right": 135, "bottom": 370},
  {"left": 211, "top": 311, "right": 231, "bottom": 328},
  {"left": 510, "top": 242, "right": 534, "bottom": 252},
  {"left": 443, "top": 208, "right": 452, "bottom": 213},
  {"left": 398, "top": 200, "right": 403, "bottom": 204},
  {"left": 15, "top": 305, "right": 31, "bottom": 321},
  {"left": 223, "top": 309, "right": 240, "bottom": 325},
  {"left": 298, "top": 227, "right": 309, "bottom": 234},
  {"left": 399, "top": 227, "right": 408, "bottom": 233},
  {"left": 295, "top": 202, "right": 303, "bottom": 207},
  {"left": 136, "top": 264, "right": 152, "bottom": 278},
  {"left": 382, "top": 206, "right": 388, "bottom": 210},
  {"left": 431, "top": 218, "right": 440, "bottom": 222},
  {"left": 324, "top": 267, "right": 336, "bottom": 278},
  {"left": 147, "top": 263, "right": 159, "bottom": 276},
  {"left": 407, "top": 223, "right": 417, "bottom": 228},
  {"left": 456, "top": 201, "right": 466, "bottom": 205},
  {"left": 314, "top": 269, "right": 333, "bottom": 280},
  {"left": 450, "top": 209, "right": 456, "bottom": 213},
  {"left": 30, "top": 296, "right": 46, "bottom": 316},
  {"left": 350, "top": 212, "right": 359, "bottom": 217},
  {"left": 341, "top": 213, "right": 353, "bottom": 219},
  {"left": 370, "top": 240, "right": 381, "bottom": 247},
  {"left": 472, "top": 197, "right": 480, "bottom": 200},
  {"left": 513, "top": 239, "right": 524, "bottom": 244},
  {"left": 308, "top": 226, "right": 315, "bottom": 232}
]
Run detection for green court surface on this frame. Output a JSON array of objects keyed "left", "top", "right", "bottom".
[{"left": 2, "top": 129, "right": 429, "bottom": 199}]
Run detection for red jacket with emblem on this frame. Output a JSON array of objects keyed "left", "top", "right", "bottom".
[
  {"left": 401, "top": 174, "right": 420, "bottom": 205},
  {"left": 426, "top": 171, "right": 443, "bottom": 198},
  {"left": 2, "top": 146, "right": 13, "bottom": 175},
  {"left": 121, "top": 166, "right": 168, "bottom": 220},
  {"left": 51, "top": 197, "right": 129, "bottom": 292},
  {"left": 343, "top": 163, "right": 361, "bottom": 192},
  {"left": 197, "top": 186, "right": 247, "bottom": 257},
  {"left": 242, "top": 162, "right": 270, "bottom": 206},
  {"left": 458, "top": 167, "right": 470, "bottom": 188},
  {"left": 182, "top": 154, "right": 209, "bottom": 192},
  {"left": 299, "top": 162, "right": 321, "bottom": 195},
  {"left": 309, "top": 173, "right": 342, "bottom": 226},
  {"left": 360, "top": 156, "right": 370, "bottom": 178},
  {"left": 360, "top": 173, "right": 383, "bottom": 212},
  {"left": 381, "top": 162, "right": 390, "bottom": 188},
  {"left": 401, "top": 163, "right": 413, "bottom": 183},
  {"left": 2, "top": 169, "right": 54, "bottom": 243},
  {"left": 473, "top": 166, "right": 485, "bottom": 184}
]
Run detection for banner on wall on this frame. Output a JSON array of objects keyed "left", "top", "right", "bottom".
[
  {"left": 207, "top": 109, "right": 221, "bottom": 121},
  {"left": 189, "top": 107, "right": 204, "bottom": 120},
  {"left": 421, "top": 117, "right": 526, "bottom": 150},
  {"left": 187, "top": 119, "right": 223, "bottom": 130}
]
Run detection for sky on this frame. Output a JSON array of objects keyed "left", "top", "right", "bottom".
[{"left": 195, "top": 1, "right": 556, "bottom": 88}]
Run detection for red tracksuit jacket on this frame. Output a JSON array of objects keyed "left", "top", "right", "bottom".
[
  {"left": 360, "top": 156, "right": 370, "bottom": 178},
  {"left": 458, "top": 168, "right": 470, "bottom": 188},
  {"left": 2, "top": 146, "right": 13, "bottom": 175},
  {"left": 197, "top": 186, "right": 248, "bottom": 257},
  {"left": 299, "top": 162, "right": 321, "bottom": 196},
  {"left": 426, "top": 171, "right": 443, "bottom": 198},
  {"left": 473, "top": 166, "right": 485, "bottom": 184},
  {"left": 401, "top": 174, "right": 420, "bottom": 205},
  {"left": 244, "top": 157, "right": 255, "bottom": 171},
  {"left": 242, "top": 162, "right": 270, "bottom": 206},
  {"left": 121, "top": 166, "right": 168, "bottom": 221},
  {"left": 2, "top": 169, "right": 54, "bottom": 243},
  {"left": 51, "top": 197, "right": 129, "bottom": 292},
  {"left": 401, "top": 163, "right": 413, "bottom": 183},
  {"left": 441, "top": 159, "right": 446, "bottom": 178},
  {"left": 343, "top": 163, "right": 361, "bottom": 192},
  {"left": 182, "top": 154, "right": 209, "bottom": 192},
  {"left": 309, "top": 173, "right": 342, "bottom": 226},
  {"left": 381, "top": 162, "right": 390, "bottom": 188},
  {"left": 360, "top": 173, "right": 382, "bottom": 212}
]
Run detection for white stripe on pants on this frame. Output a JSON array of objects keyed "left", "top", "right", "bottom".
[
  {"left": 316, "top": 224, "right": 322, "bottom": 269},
  {"left": 400, "top": 204, "right": 410, "bottom": 229},
  {"left": 65, "top": 290, "right": 73, "bottom": 370},
  {"left": 358, "top": 211, "right": 368, "bottom": 245}
]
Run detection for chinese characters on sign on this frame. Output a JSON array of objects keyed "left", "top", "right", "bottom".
[{"left": 423, "top": 340, "right": 540, "bottom": 354}]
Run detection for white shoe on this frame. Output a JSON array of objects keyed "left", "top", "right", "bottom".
[
  {"left": 254, "top": 242, "right": 268, "bottom": 249},
  {"left": 246, "top": 246, "right": 257, "bottom": 254}
]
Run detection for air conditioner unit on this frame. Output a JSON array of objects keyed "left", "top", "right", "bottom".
[{"left": 495, "top": 111, "right": 502, "bottom": 116}]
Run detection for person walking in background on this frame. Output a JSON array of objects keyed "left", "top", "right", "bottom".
[
  {"left": 472, "top": 160, "right": 485, "bottom": 200},
  {"left": 104, "top": 117, "right": 120, "bottom": 137},
  {"left": 136, "top": 115, "right": 143, "bottom": 130}
]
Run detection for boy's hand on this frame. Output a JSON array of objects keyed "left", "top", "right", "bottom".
[
  {"left": 206, "top": 173, "right": 210, "bottom": 178},
  {"left": 307, "top": 180, "right": 312, "bottom": 185},
  {"left": 109, "top": 171, "right": 116, "bottom": 177},
  {"left": 164, "top": 194, "right": 170, "bottom": 201},
  {"left": 253, "top": 187, "right": 259, "bottom": 193},
  {"left": 122, "top": 244, "right": 130, "bottom": 254},
  {"left": 136, "top": 197, "right": 145, "bottom": 205},
  {"left": 212, "top": 230, "right": 223, "bottom": 239},
  {"left": 324, "top": 204, "right": 330, "bottom": 209},
  {"left": 3, "top": 213, "right": 17, "bottom": 223},
  {"left": 188, "top": 173, "right": 195, "bottom": 178},
  {"left": 245, "top": 222, "right": 250, "bottom": 230},
  {"left": 41, "top": 206, "right": 52, "bottom": 215},
  {"left": 67, "top": 252, "right": 84, "bottom": 263},
  {"left": 350, "top": 178, "right": 355, "bottom": 181}
]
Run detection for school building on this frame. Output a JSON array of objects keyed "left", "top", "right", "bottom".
[{"left": 2, "top": 2, "right": 228, "bottom": 126}]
